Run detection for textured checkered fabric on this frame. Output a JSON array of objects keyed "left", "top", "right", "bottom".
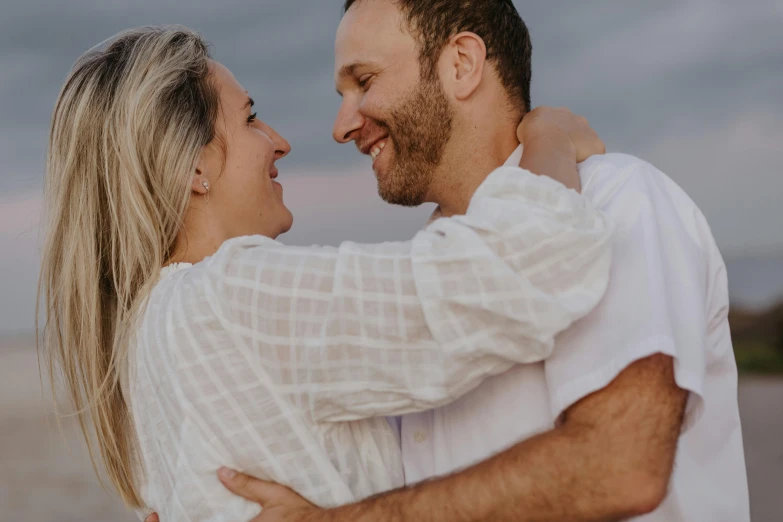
[{"left": 125, "top": 166, "right": 613, "bottom": 521}]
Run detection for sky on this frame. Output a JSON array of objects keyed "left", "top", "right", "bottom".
[{"left": 1, "top": 0, "right": 782, "bottom": 334}]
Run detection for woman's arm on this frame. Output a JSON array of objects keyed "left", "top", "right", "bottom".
[{"left": 205, "top": 110, "right": 612, "bottom": 422}]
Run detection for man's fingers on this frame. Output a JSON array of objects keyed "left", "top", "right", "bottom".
[
  {"left": 218, "top": 467, "right": 290, "bottom": 505},
  {"left": 144, "top": 514, "right": 160, "bottom": 522}
]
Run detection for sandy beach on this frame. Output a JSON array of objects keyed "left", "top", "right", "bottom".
[
  {"left": 2, "top": 339, "right": 781, "bottom": 521},
  {"left": 0, "top": 339, "right": 138, "bottom": 522}
]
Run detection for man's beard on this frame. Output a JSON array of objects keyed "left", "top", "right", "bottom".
[{"left": 375, "top": 76, "right": 454, "bottom": 207}]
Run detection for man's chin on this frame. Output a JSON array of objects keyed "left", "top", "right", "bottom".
[{"left": 378, "top": 184, "right": 426, "bottom": 208}]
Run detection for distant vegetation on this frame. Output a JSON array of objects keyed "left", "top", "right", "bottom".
[{"left": 730, "top": 303, "right": 783, "bottom": 374}]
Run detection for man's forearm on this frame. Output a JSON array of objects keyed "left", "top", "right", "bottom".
[
  {"left": 323, "top": 355, "right": 687, "bottom": 522},
  {"left": 323, "top": 424, "right": 607, "bottom": 522}
]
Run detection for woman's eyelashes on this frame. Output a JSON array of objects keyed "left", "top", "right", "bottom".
[{"left": 247, "top": 112, "right": 258, "bottom": 125}]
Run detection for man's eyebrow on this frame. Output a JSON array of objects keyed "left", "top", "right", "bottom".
[
  {"left": 335, "top": 61, "right": 379, "bottom": 97},
  {"left": 338, "top": 61, "right": 378, "bottom": 78}
]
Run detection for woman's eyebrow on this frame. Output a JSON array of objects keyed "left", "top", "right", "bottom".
[{"left": 243, "top": 97, "right": 255, "bottom": 109}]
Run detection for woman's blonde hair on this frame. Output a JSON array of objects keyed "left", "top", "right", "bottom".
[{"left": 37, "top": 25, "right": 220, "bottom": 507}]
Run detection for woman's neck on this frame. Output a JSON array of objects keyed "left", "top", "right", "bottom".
[{"left": 167, "top": 208, "right": 230, "bottom": 266}]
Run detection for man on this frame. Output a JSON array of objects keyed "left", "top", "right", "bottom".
[{"left": 148, "top": 0, "right": 749, "bottom": 520}]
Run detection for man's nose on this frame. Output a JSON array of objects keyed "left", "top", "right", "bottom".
[{"left": 332, "top": 99, "right": 365, "bottom": 144}]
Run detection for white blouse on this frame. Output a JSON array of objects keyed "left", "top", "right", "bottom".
[{"left": 125, "top": 166, "right": 614, "bottom": 521}]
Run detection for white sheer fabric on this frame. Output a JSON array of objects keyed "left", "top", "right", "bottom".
[{"left": 125, "top": 166, "right": 614, "bottom": 521}]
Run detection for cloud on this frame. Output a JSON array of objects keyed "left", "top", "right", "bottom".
[
  {"left": 530, "top": 0, "right": 783, "bottom": 142},
  {"left": 1, "top": 0, "right": 782, "bottom": 332},
  {"left": 641, "top": 110, "right": 783, "bottom": 255}
]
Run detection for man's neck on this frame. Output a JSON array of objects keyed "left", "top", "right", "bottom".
[{"left": 428, "top": 115, "right": 520, "bottom": 218}]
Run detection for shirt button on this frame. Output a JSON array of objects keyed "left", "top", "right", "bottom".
[{"left": 414, "top": 431, "right": 427, "bottom": 443}]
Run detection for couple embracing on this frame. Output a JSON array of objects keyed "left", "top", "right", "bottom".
[{"left": 40, "top": 1, "right": 748, "bottom": 521}]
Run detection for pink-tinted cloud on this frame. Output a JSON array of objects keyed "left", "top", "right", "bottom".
[{"left": 0, "top": 192, "right": 42, "bottom": 241}]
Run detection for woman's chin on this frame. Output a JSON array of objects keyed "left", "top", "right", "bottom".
[{"left": 278, "top": 209, "right": 294, "bottom": 236}]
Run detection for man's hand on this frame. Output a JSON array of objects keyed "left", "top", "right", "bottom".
[
  {"left": 516, "top": 107, "right": 605, "bottom": 193},
  {"left": 143, "top": 468, "right": 327, "bottom": 522}
]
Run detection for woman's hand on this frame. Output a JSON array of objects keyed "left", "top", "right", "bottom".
[
  {"left": 517, "top": 107, "right": 605, "bottom": 163},
  {"left": 516, "top": 107, "right": 605, "bottom": 192}
]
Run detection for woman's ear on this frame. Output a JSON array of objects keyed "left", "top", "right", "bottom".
[
  {"left": 192, "top": 146, "right": 213, "bottom": 195},
  {"left": 447, "top": 32, "right": 487, "bottom": 101},
  {"left": 191, "top": 167, "right": 209, "bottom": 195}
]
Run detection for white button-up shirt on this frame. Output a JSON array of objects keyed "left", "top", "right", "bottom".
[
  {"left": 400, "top": 148, "right": 751, "bottom": 521},
  {"left": 125, "top": 166, "right": 614, "bottom": 521}
]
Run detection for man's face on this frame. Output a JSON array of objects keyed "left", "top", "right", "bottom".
[{"left": 333, "top": 0, "right": 454, "bottom": 207}]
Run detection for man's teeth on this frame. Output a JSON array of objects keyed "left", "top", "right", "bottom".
[{"left": 370, "top": 141, "right": 386, "bottom": 161}]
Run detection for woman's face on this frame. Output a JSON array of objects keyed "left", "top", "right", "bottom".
[{"left": 198, "top": 61, "right": 293, "bottom": 239}]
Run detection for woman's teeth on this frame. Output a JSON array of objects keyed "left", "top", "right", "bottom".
[{"left": 370, "top": 141, "right": 386, "bottom": 161}]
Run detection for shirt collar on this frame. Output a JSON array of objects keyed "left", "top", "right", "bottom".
[{"left": 504, "top": 144, "right": 524, "bottom": 167}]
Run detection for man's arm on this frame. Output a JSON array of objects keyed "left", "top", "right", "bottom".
[
  {"left": 309, "top": 354, "right": 687, "bottom": 522},
  {"left": 209, "top": 353, "right": 687, "bottom": 522}
]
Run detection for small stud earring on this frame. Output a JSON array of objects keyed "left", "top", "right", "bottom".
[{"left": 202, "top": 181, "right": 210, "bottom": 205}]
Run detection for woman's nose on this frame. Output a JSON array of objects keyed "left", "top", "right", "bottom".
[
  {"left": 275, "top": 137, "right": 291, "bottom": 160},
  {"left": 267, "top": 126, "right": 291, "bottom": 159}
]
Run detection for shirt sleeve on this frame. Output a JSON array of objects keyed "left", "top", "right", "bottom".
[
  {"left": 545, "top": 154, "right": 707, "bottom": 432},
  {"left": 203, "top": 166, "right": 614, "bottom": 422}
]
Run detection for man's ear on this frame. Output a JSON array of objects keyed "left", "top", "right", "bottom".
[{"left": 444, "top": 32, "right": 487, "bottom": 101}]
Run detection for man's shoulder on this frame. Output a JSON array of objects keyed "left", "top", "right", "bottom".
[
  {"left": 578, "top": 153, "right": 717, "bottom": 252},
  {"left": 579, "top": 152, "right": 690, "bottom": 206},
  {"left": 580, "top": 152, "right": 652, "bottom": 172}
]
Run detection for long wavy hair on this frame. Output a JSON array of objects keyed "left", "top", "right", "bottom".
[{"left": 37, "top": 25, "right": 220, "bottom": 507}]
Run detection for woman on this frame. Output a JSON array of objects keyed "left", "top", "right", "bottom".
[{"left": 39, "top": 26, "right": 611, "bottom": 520}]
